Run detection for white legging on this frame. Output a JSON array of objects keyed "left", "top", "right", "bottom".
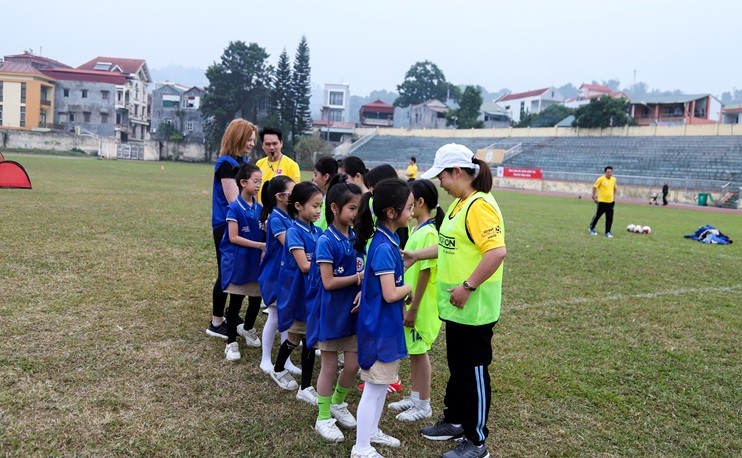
[
  {"left": 355, "top": 382, "right": 388, "bottom": 450},
  {"left": 261, "top": 306, "right": 295, "bottom": 369}
]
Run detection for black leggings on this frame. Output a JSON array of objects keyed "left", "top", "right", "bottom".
[
  {"left": 225, "top": 295, "right": 262, "bottom": 343},
  {"left": 212, "top": 225, "right": 227, "bottom": 318}
]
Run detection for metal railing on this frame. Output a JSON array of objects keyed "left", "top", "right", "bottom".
[
  {"left": 346, "top": 129, "right": 378, "bottom": 156},
  {"left": 542, "top": 171, "right": 729, "bottom": 192}
]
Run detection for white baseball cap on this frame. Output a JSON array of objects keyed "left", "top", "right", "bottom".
[{"left": 420, "top": 143, "right": 480, "bottom": 179}]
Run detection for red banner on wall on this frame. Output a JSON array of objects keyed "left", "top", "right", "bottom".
[{"left": 497, "top": 167, "right": 543, "bottom": 179}]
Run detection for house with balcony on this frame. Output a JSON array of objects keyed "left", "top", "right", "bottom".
[
  {"left": 313, "top": 83, "right": 354, "bottom": 142},
  {"left": 151, "top": 82, "right": 206, "bottom": 142},
  {"left": 563, "top": 83, "right": 630, "bottom": 109},
  {"left": 359, "top": 99, "right": 394, "bottom": 128},
  {"left": 496, "top": 87, "right": 564, "bottom": 124},
  {"left": 629, "top": 94, "right": 722, "bottom": 126},
  {"left": 77, "top": 57, "right": 151, "bottom": 142},
  {"left": 0, "top": 62, "right": 56, "bottom": 130},
  {"left": 409, "top": 99, "right": 449, "bottom": 129}
]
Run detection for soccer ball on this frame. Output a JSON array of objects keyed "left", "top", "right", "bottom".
[
  {"left": 635, "top": 225, "right": 644, "bottom": 233},
  {"left": 642, "top": 226, "right": 651, "bottom": 234},
  {"left": 627, "top": 224, "right": 636, "bottom": 232}
]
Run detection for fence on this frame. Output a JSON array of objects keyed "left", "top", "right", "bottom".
[{"left": 544, "top": 171, "right": 729, "bottom": 193}]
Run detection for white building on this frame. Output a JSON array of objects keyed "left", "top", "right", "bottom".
[
  {"left": 319, "top": 83, "right": 350, "bottom": 123},
  {"left": 496, "top": 87, "right": 564, "bottom": 124}
]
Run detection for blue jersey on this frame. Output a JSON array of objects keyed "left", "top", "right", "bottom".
[
  {"left": 212, "top": 155, "right": 248, "bottom": 228},
  {"left": 357, "top": 225, "right": 407, "bottom": 370},
  {"left": 258, "top": 208, "right": 292, "bottom": 306},
  {"left": 219, "top": 195, "right": 263, "bottom": 290},
  {"left": 276, "top": 219, "right": 321, "bottom": 333},
  {"left": 307, "top": 225, "right": 365, "bottom": 348}
]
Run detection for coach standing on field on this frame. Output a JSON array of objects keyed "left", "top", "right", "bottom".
[
  {"left": 404, "top": 144, "right": 506, "bottom": 458},
  {"left": 255, "top": 127, "right": 302, "bottom": 203},
  {"left": 589, "top": 166, "right": 617, "bottom": 238}
]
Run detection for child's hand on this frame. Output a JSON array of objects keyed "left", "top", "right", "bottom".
[
  {"left": 404, "top": 290, "right": 413, "bottom": 305},
  {"left": 351, "top": 291, "right": 361, "bottom": 313},
  {"left": 402, "top": 250, "right": 417, "bottom": 270},
  {"left": 403, "top": 309, "right": 418, "bottom": 327}
]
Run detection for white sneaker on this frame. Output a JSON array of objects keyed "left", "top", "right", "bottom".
[
  {"left": 388, "top": 395, "right": 415, "bottom": 412},
  {"left": 224, "top": 342, "right": 240, "bottom": 361},
  {"left": 315, "top": 418, "right": 345, "bottom": 442},
  {"left": 285, "top": 362, "right": 302, "bottom": 376},
  {"left": 370, "top": 429, "right": 400, "bottom": 447},
  {"left": 237, "top": 324, "right": 261, "bottom": 347},
  {"left": 315, "top": 348, "right": 321, "bottom": 357},
  {"left": 270, "top": 369, "right": 298, "bottom": 391},
  {"left": 296, "top": 386, "right": 319, "bottom": 405},
  {"left": 259, "top": 360, "right": 273, "bottom": 374},
  {"left": 330, "top": 402, "right": 357, "bottom": 428},
  {"left": 350, "top": 445, "right": 384, "bottom": 458},
  {"left": 395, "top": 405, "right": 432, "bottom": 422}
]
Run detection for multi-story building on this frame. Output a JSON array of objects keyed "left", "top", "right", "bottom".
[
  {"left": 629, "top": 94, "right": 722, "bottom": 126},
  {"left": 0, "top": 62, "right": 56, "bottom": 130},
  {"left": 496, "top": 87, "right": 564, "bottom": 124},
  {"left": 563, "top": 83, "right": 629, "bottom": 109},
  {"left": 77, "top": 57, "right": 151, "bottom": 141},
  {"left": 319, "top": 83, "right": 350, "bottom": 123},
  {"left": 150, "top": 82, "right": 206, "bottom": 142}
]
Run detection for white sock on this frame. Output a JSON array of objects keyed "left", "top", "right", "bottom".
[
  {"left": 411, "top": 391, "right": 420, "bottom": 402},
  {"left": 260, "top": 306, "right": 278, "bottom": 365},
  {"left": 356, "top": 382, "right": 387, "bottom": 450},
  {"left": 417, "top": 397, "right": 431, "bottom": 411}
]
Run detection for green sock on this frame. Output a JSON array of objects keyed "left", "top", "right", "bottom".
[
  {"left": 317, "top": 395, "right": 332, "bottom": 420},
  {"left": 331, "top": 383, "right": 350, "bottom": 405}
]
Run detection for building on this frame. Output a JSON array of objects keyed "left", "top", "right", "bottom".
[
  {"left": 496, "top": 87, "right": 564, "bottom": 124},
  {"left": 359, "top": 99, "right": 394, "bottom": 127},
  {"left": 563, "top": 83, "right": 630, "bottom": 109},
  {"left": 0, "top": 62, "right": 56, "bottom": 130},
  {"left": 409, "top": 99, "right": 449, "bottom": 129},
  {"left": 629, "top": 94, "right": 722, "bottom": 126},
  {"left": 721, "top": 104, "right": 742, "bottom": 124},
  {"left": 479, "top": 101, "right": 510, "bottom": 128},
  {"left": 319, "top": 83, "right": 350, "bottom": 123},
  {"left": 40, "top": 67, "right": 126, "bottom": 137},
  {"left": 150, "top": 82, "right": 206, "bottom": 142},
  {"left": 77, "top": 57, "right": 152, "bottom": 141},
  {"left": 3, "top": 52, "right": 70, "bottom": 70}
]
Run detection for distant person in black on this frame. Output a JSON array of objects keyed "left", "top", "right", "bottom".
[{"left": 662, "top": 182, "right": 669, "bottom": 206}]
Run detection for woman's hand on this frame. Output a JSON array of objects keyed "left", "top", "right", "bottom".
[{"left": 446, "top": 286, "right": 471, "bottom": 309}]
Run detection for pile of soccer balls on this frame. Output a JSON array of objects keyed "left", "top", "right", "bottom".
[{"left": 627, "top": 224, "right": 651, "bottom": 234}]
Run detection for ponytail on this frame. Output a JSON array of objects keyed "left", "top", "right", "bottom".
[
  {"left": 353, "top": 192, "right": 375, "bottom": 253},
  {"left": 260, "top": 175, "right": 294, "bottom": 223},
  {"left": 433, "top": 204, "right": 445, "bottom": 230},
  {"left": 470, "top": 158, "right": 493, "bottom": 192},
  {"left": 411, "top": 178, "right": 443, "bottom": 230}
]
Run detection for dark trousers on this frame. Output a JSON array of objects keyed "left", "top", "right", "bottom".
[
  {"left": 212, "top": 225, "right": 227, "bottom": 317},
  {"left": 225, "top": 295, "right": 262, "bottom": 343},
  {"left": 662, "top": 192, "right": 668, "bottom": 206},
  {"left": 443, "top": 320, "right": 496, "bottom": 446},
  {"left": 590, "top": 201, "right": 615, "bottom": 233}
]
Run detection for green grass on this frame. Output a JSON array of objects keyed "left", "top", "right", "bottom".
[{"left": 1, "top": 154, "right": 740, "bottom": 457}]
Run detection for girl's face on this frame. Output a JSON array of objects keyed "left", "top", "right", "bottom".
[
  {"left": 241, "top": 171, "right": 262, "bottom": 197},
  {"left": 333, "top": 194, "right": 361, "bottom": 228},
  {"left": 312, "top": 170, "right": 330, "bottom": 189},
  {"left": 390, "top": 193, "right": 414, "bottom": 228},
  {"left": 296, "top": 192, "right": 324, "bottom": 223},
  {"left": 276, "top": 181, "right": 295, "bottom": 208},
  {"left": 411, "top": 196, "right": 426, "bottom": 219}
]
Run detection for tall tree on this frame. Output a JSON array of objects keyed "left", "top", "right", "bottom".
[
  {"left": 516, "top": 104, "right": 575, "bottom": 128},
  {"left": 394, "top": 60, "right": 459, "bottom": 108},
  {"left": 201, "top": 41, "right": 273, "bottom": 152},
  {"left": 291, "top": 36, "right": 312, "bottom": 144},
  {"left": 265, "top": 48, "right": 294, "bottom": 145},
  {"left": 447, "top": 86, "right": 484, "bottom": 129},
  {"left": 573, "top": 95, "right": 635, "bottom": 128}
]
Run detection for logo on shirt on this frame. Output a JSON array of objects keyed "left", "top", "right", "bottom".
[
  {"left": 241, "top": 226, "right": 251, "bottom": 233},
  {"left": 335, "top": 266, "right": 345, "bottom": 275},
  {"left": 276, "top": 169, "right": 283, "bottom": 175},
  {"left": 396, "top": 274, "right": 403, "bottom": 285},
  {"left": 439, "top": 234, "right": 456, "bottom": 249},
  {"left": 356, "top": 257, "right": 365, "bottom": 272}
]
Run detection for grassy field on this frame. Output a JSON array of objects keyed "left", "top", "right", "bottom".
[{"left": 1, "top": 155, "right": 740, "bottom": 457}]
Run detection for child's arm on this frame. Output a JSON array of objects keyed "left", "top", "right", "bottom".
[
  {"left": 403, "top": 268, "right": 430, "bottom": 327},
  {"left": 319, "top": 263, "right": 363, "bottom": 291},
  {"left": 276, "top": 232, "right": 286, "bottom": 246},
  {"left": 379, "top": 273, "right": 411, "bottom": 304},
  {"left": 402, "top": 245, "right": 438, "bottom": 269},
  {"left": 291, "top": 248, "right": 312, "bottom": 273},
  {"left": 228, "top": 221, "right": 266, "bottom": 250}
]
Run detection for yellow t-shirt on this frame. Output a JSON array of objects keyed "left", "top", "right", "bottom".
[
  {"left": 405, "top": 163, "right": 418, "bottom": 179},
  {"left": 449, "top": 197, "right": 505, "bottom": 253},
  {"left": 593, "top": 176, "right": 617, "bottom": 203},
  {"left": 255, "top": 154, "right": 302, "bottom": 203}
]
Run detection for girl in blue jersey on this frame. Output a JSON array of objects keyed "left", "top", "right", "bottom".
[
  {"left": 350, "top": 178, "right": 414, "bottom": 458},
  {"left": 220, "top": 163, "right": 266, "bottom": 361},
  {"left": 312, "top": 156, "right": 341, "bottom": 231},
  {"left": 257, "top": 176, "right": 301, "bottom": 376},
  {"left": 270, "top": 182, "right": 324, "bottom": 404},
  {"left": 309, "top": 182, "right": 364, "bottom": 442},
  {"left": 388, "top": 179, "right": 443, "bottom": 422}
]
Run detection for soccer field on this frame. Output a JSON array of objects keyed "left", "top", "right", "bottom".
[{"left": 1, "top": 155, "right": 740, "bottom": 457}]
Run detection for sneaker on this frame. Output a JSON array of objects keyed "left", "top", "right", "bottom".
[
  {"left": 314, "top": 418, "right": 344, "bottom": 442},
  {"left": 297, "top": 386, "right": 319, "bottom": 405},
  {"left": 285, "top": 363, "right": 302, "bottom": 376},
  {"left": 206, "top": 321, "right": 228, "bottom": 339},
  {"left": 224, "top": 342, "right": 240, "bottom": 361},
  {"left": 350, "top": 445, "right": 384, "bottom": 458},
  {"left": 589, "top": 228, "right": 598, "bottom": 235},
  {"left": 270, "top": 369, "right": 298, "bottom": 391},
  {"left": 370, "top": 429, "right": 400, "bottom": 448},
  {"left": 330, "top": 402, "right": 357, "bottom": 428},
  {"left": 421, "top": 420, "right": 465, "bottom": 441},
  {"left": 605, "top": 232, "right": 614, "bottom": 238},
  {"left": 442, "top": 438, "right": 489, "bottom": 458},
  {"left": 388, "top": 395, "right": 415, "bottom": 412},
  {"left": 396, "top": 405, "right": 432, "bottom": 422},
  {"left": 358, "top": 379, "right": 402, "bottom": 393},
  {"left": 237, "top": 324, "right": 261, "bottom": 347}
]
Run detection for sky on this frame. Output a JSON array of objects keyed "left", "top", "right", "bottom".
[{"left": 4, "top": 0, "right": 741, "bottom": 98}]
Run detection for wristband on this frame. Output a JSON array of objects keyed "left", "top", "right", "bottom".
[{"left": 462, "top": 280, "right": 477, "bottom": 292}]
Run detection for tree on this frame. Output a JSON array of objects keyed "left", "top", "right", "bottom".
[
  {"left": 447, "top": 86, "right": 484, "bottom": 129},
  {"left": 265, "top": 48, "right": 294, "bottom": 146},
  {"left": 394, "top": 60, "right": 459, "bottom": 108},
  {"left": 291, "top": 36, "right": 312, "bottom": 144},
  {"left": 201, "top": 41, "right": 273, "bottom": 152},
  {"left": 293, "top": 136, "right": 331, "bottom": 169},
  {"left": 515, "top": 104, "right": 575, "bottom": 128},
  {"left": 573, "top": 95, "right": 635, "bottom": 128}
]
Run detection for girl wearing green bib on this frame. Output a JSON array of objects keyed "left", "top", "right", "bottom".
[{"left": 406, "top": 144, "right": 507, "bottom": 458}]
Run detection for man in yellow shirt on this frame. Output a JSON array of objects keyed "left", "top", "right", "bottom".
[
  {"left": 405, "top": 156, "right": 418, "bottom": 182},
  {"left": 589, "top": 166, "right": 617, "bottom": 238},
  {"left": 255, "top": 127, "right": 302, "bottom": 202}
]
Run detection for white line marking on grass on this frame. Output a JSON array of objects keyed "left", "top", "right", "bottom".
[{"left": 509, "top": 285, "right": 742, "bottom": 311}]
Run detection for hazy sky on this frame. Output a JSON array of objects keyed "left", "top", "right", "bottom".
[{"left": 4, "top": 0, "right": 740, "bottom": 97}]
